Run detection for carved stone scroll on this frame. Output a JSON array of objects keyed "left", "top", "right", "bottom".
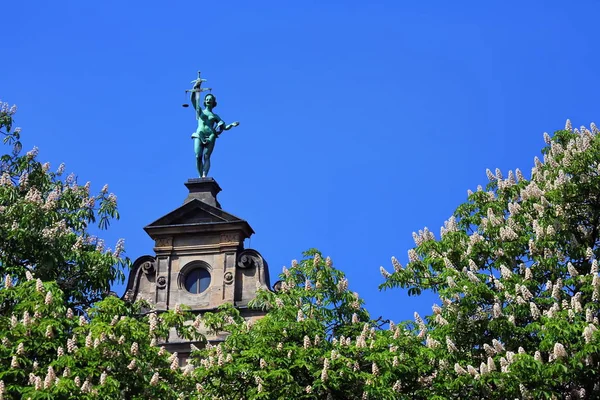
[
  {"left": 141, "top": 261, "right": 155, "bottom": 275},
  {"left": 237, "top": 250, "right": 262, "bottom": 269}
]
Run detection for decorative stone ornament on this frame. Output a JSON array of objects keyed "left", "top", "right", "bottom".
[
  {"left": 142, "top": 261, "right": 155, "bottom": 275},
  {"left": 156, "top": 276, "right": 167, "bottom": 289}
]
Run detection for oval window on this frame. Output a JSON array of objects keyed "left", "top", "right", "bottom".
[{"left": 184, "top": 268, "right": 211, "bottom": 294}]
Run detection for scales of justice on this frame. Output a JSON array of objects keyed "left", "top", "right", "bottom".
[{"left": 183, "top": 71, "right": 240, "bottom": 178}]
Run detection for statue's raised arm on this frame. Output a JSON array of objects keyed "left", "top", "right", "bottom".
[{"left": 186, "top": 71, "right": 210, "bottom": 120}]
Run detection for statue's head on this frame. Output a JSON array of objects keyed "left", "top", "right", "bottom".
[{"left": 204, "top": 94, "right": 217, "bottom": 108}]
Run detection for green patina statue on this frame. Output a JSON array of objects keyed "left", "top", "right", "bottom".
[{"left": 186, "top": 71, "right": 240, "bottom": 178}]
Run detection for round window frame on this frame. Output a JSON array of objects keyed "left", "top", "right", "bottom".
[{"left": 179, "top": 261, "right": 212, "bottom": 295}]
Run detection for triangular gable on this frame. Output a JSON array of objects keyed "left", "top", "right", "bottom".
[{"left": 146, "top": 198, "right": 245, "bottom": 228}]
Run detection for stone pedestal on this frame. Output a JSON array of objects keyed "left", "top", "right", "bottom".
[
  {"left": 183, "top": 178, "right": 222, "bottom": 208},
  {"left": 123, "top": 178, "right": 270, "bottom": 361}
]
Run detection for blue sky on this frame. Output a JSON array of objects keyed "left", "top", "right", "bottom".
[{"left": 3, "top": 0, "right": 600, "bottom": 323}]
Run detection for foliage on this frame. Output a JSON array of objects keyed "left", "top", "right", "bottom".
[
  {"left": 0, "top": 276, "right": 201, "bottom": 399},
  {"left": 380, "top": 120, "right": 600, "bottom": 398},
  {"left": 0, "top": 101, "right": 126, "bottom": 310},
  {"left": 191, "top": 250, "right": 431, "bottom": 399}
]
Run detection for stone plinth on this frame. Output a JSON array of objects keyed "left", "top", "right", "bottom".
[{"left": 184, "top": 178, "right": 221, "bottom": 208}]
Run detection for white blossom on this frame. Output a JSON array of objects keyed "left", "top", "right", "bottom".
[
  {"left": 408, "top": 249, "right": 419, "bottom": 263},
  {"left": 454, "top": 363, "right": 467, "bottom": 375},
  {"left": 337, "top": 278, "right": 348, "bottom": 292},
  {"left": 303, "top": 335, "right": 311, "bottom": 349},
  {"left": 414, "top": 312, "right": 425, "bottom": 330},
  {"left": 100, "top": 372, "right": 107, "bottom": 385},
  {"left": 565, "top": 119, "right": 572, "bottom": 131},
  {"left": 487, "top": 357, "right": 496, "bottom": 371},
  {"left": 586, "top": 247, "right": 594, "bottom": 259},
  {"left": 446, "top": 337, "right": 458, "bottom": 353},
  {"left": 0, "top": 172, "right": 14, "bottom": 187},
  {"left": 483, "top": 343, "right": 496, "bottom": 356},
  {"left": 467, "top": 271, "right": 480, "bottom": 283},
  {"left": 567, "top": 262, "right": 579, "bottom": 277},
  {"left": 371, "top": 362, "right": 379, "bottom": 376},
  {"left": 492, "top": 302, "right": 502, "bottom": 319},
  {"left": 499, "top": 357, "right": 509, "bottom": 373},
  {"left": 22, "top": 311, "right": 31, "bottom": 326},
  {"left": 553, "top": 342, "right": 567, "bottom": 359},
  {"left": 67, "top": 338, "right": 76, "bottom": 353},
  {"left": 447, "top": 276, "right": 457, "bottom": 288},
  {"left": 500, "top": 226, "right": 518, "bottom": 241},
  {"left": 500, "top": 265, "right": 512, "bottom": 279},
  {"left": 127, "top": 359, "right": 136, "bottom": 370},
  {"left": 391, "top": 256, "right": 403, "bottom": 272},
  {"left": 466, "top": 364, "right": 478, "bottom": 378},
  {"left": 44, "top": 367, "right": 56, "bottom": 389},
  {"left": 493, "top": 279, "right": 504, "bottom": 291},
  {"left": 379, "top": 266, "right": 391, "bottom": 278},
  {"left": 520, "top": 285, "right": 533, "bottom": 300},
  {"left": 492, "top": 339, "right": 504, "bottom": 353},
  {"left": 583, "top": 324, "right": 597, "bottom": 343},
  {"left": 571, "top": 292, "right": 583, "bottom": 313},
  {"left": 426, "top": 336, "right": 440, "bottom": 349},
  {"left": 543, "top": 131, "right": 552, "bottom": 144},
  {"left": 552, "top": 278, "right": 563, "bottom": 299}
]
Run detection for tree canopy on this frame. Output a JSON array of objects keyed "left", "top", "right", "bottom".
[
  {"left": 0, "top": 101, "right": 127, "bottom": 311},
  {"left": 379, "top": 120, "right": 600, "bottom": 398},
  {"left": 1, "top": 101, "right": 201, "bottom": 399}
]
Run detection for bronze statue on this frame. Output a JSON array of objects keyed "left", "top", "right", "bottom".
[{"left": 186, "top": 71, "right": 240, "bottom": 178}]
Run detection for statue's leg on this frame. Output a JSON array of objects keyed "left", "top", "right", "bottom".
[
  {"left": 194, "top": 138, "right": 203, "bottom": 177},
  {"left": 202, "top": 138, "right": 216, "bottom": 178}
]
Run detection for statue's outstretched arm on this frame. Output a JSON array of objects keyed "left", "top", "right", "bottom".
[{"left": 216, "top": 118, "right": 239, "bottom": 135}]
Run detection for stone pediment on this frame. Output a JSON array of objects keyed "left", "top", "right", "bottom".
[
  {"left": 144, "top": 199, "right": 254, "bottom": 239},
  {"left": 148, "top": 199, "right": 243, "bottom": 226}
]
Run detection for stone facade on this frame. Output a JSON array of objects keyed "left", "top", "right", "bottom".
[{"left": 123, "top": 178, "right": 270, "bottom": 361}]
